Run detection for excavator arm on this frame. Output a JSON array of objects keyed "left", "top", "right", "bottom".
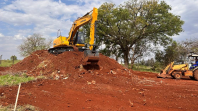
[
  {"left": 68, "top": 7, "right": 98, "bottom": 50},
  {"left": 68, "top": 7, "right": 99, "bottom": 64}
]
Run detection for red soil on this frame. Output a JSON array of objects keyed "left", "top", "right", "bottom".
[
  {"left": 0, "top": 67, "right": 8, "bottom": 75},
  {"left": 0, "top": 50, "right": 198, "bottom": 111}
]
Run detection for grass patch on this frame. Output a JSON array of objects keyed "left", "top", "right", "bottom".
[
  {"left": 132, "top": 65, "right": 159, "bottom": 73},
  {"left": 0, "top": 74, "right": 35, "bottom": 86},
  {"left": 0, "top": 60, "right": 21, "bottom": 67},
  {"left": 0, "top": 104, "right": 40, "bottom": 111}
]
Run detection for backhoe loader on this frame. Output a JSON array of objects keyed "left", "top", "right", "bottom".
[
  {"left": 157, "top": 53, "right": 198, "bottom": 80},
  {"left": 48, "top": 7, "right": 99, "bottom": 63}
]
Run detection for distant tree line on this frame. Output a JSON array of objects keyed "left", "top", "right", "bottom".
[
  {"left": 135, "top": 38, "right": 198, "bottom": 71},
  {"left": 153, "top": 38, "right": 198, "bottom": 69}
]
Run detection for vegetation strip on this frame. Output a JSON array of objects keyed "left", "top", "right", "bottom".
[{"left": 0, "top": 74, "right": 34, "bottom": 86}]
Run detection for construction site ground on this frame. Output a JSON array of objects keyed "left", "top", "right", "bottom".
[{"left": 0, "top": 50, "right": 198, "bottom": 111}]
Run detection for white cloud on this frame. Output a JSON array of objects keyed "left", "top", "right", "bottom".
[
  {"left": 0, "top": 0, "right": 84, "bottom": 38},
  {"left": 0, "top": 33, "right": 4, "bottom": 37},
  {"left": 14, "top": 34, "right": 23, "bottom": 40},
  {"left": 0, "top": 0, "right": 198, "bottom": 60},
  {"left": 0, "top": 0, "right": 127, "bottom": 40}
]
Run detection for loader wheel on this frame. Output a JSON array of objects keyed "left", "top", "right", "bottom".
[
  {"left": 173, "top": 72, "right": 182, "bottom": 79},
  {"left": 193, "top": 69, "right": 198, "bottom": 81},
  {"left": 189, "top": 76, "right": 195, "bottom": 80}
]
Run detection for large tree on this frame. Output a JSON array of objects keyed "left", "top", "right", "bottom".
[
  {"left": 95, "top": 0, "right": 184, "bottom": 68},
  {"left": 18, "top": 33, "right": 52, "bottom": 57}
]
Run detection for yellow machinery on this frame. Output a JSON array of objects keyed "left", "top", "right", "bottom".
[
  {"left": 48, "top": 7, "right": 99, "bottom": 63},
  {"left": 157, "top": 54, "right": 198, "bottom": 80}
]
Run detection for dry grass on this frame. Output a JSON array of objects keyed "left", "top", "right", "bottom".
[{"left": 0, "top": 104, "right": 40, "bottom": 111}]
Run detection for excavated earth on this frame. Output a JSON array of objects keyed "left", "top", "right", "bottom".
[{"left": 0, "top": 50, "right": 198, "bottom": 111}]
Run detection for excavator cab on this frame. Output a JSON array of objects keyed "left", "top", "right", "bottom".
[{"left": 73, "top": 31, "right": 85, "bottom": 47}]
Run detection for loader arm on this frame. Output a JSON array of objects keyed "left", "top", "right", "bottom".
[{"left": 157, "top": 62, "right": 174, "bottom": 78}]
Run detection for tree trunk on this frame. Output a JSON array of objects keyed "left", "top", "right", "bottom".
[
  {"left": 0, "top": 55, "right": 2, "bottom": 64},
  {"left": 115, "top": 54, "right": 118, "bottom": 62},
  {"left": 130, "top": 58, "right": 135, "bottom": 69},
  {"left": 123, "top": 51, "right": 129, "bottom": 68},
  {"left": 130, "top": 53, "right": 136, "bottom": 69}
]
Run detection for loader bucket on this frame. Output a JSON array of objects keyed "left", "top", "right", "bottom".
[
  {"left": 83, "top": 50, "right": 99, "bottom": 64},
  {"left": 157, "top": 70, "right": 167, "bottom": 78},
  {"left": 157, "top": 62, "right": 174, "bottom": 78}
]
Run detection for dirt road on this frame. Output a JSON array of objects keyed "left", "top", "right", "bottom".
[{"left": 0, "top": 72, "right": 198, "bottom": 111}]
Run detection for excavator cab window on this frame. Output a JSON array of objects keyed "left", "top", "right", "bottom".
[
  {"left": 77, "top": 32, "right": 85, "bottom": 44},
  {"left": 73, "top": 31, "right": 85, "bottom": 45}
]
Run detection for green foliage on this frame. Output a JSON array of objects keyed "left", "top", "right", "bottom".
[
  {"left": 10, "top": 55, "right": 17, "bottom": 60},
  {"left": 18, "top": 33, "right": 52, "bottom": 57},
  {"left": 155, "top": 50, "right": 164, "bottom": 63},
  {"left": 0, "top": 60, "right": 21, "bottom": 67},
  {"left": 145, "top": 58, "right": 155, "bottom": 66},
  {"left": 151, "top": 62, "right": 163, "bottom": 72},
  {"left": 164, "top": 41, "right": 179, "bottom": 65},
  {"left": 0, "top": 74, "right": 35, "bottom": 86},
  {"left": 93, "top": 0, "right": 184, "bottom": 68},
  {"left": 155, "top": 41, "right": 179, "bottom": 66},
  {"left": 132, "top": 64, "right": 158, "bottom": 73}
]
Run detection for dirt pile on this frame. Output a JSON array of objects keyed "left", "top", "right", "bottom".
[
  {"left": 1, "top": 50, "right": 198, "bottom": 111},
  {"left": 8, "top": 50, "right": 128, "bottom": 78},
  {"left": 0, "top": 67, "right": 8, "bottom": 72}
]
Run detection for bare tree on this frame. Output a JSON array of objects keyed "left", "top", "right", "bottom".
[
  {"left": 177, "top": 38, "right": 198, "bottom": 62},
  {"left": 18, "top": 33, "right": 52, "bottom": 57}
]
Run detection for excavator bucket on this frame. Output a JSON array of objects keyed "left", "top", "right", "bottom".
[{"left": 83, "top": 50, "right": 99, "bottom": 64}]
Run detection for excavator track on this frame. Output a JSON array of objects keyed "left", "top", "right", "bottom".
[{"left": 48, "top": 46, "right": 74, "bottom": 54}]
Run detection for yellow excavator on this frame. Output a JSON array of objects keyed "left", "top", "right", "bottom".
[{"left": 48, "top": 7, "right": 99, "bottom": 63}]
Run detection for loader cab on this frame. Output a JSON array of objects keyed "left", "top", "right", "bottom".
[{"left": 188, "top": 53, "right": 198, "bottom": 69}]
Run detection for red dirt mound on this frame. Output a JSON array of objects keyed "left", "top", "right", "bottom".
[
  {"left": 8, "top": 50, "right": 128, "bottom": 78},
  {"left": 0, "top": 67, "right": 9, "bottom": 75},
  {"left": 0, "top": 67, "right": 8, "bottom": 71}
]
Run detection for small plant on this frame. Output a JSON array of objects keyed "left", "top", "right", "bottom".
[{"left": 36, "top": 76, "right": 46, "bottom": 79}]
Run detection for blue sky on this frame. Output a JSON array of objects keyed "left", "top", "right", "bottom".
[{"left": 0, "top": 0, "right": 198, "bottom": 60}]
